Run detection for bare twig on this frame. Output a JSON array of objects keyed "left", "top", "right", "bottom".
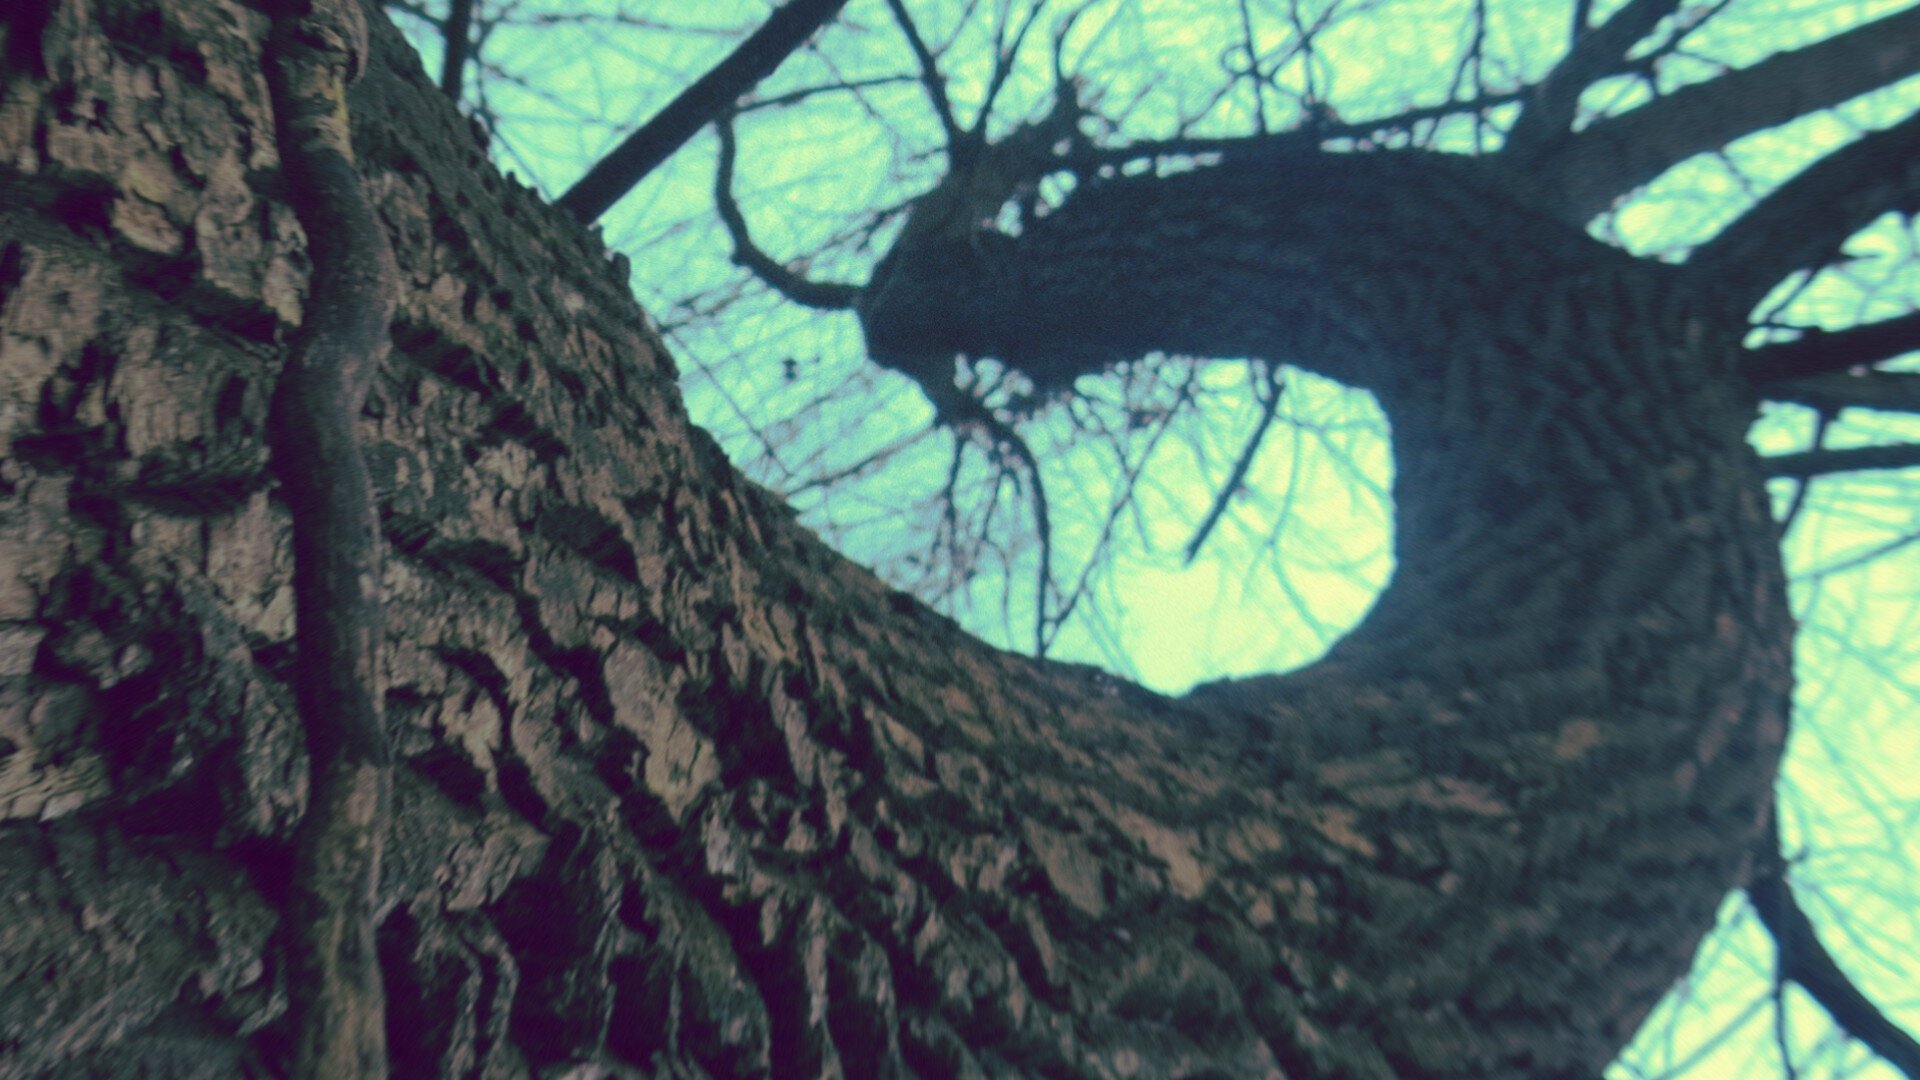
[
  {"left": 711, "top": 115, "right": 860, "bottom": 310},
  {"left": 934, "top": 389, "right": 1056, "bottom": 656},
  {"left": 1777, "top": 408, "right": 1831, "bottom": 534},
  {"left": 885, "top": 0, "right": 964, "bottom": 152},
  {"left": 1749, "top": 816, "right": 1920, "bottom": 1077},
  {"left": 1746, "top": 311, "right": 1920, "bottom": 384},
  {"left": 977, "top": 2, "right": 1046, "bottom": 136},
  {"left": 1185, "top": 364, "right": 1286, "bottom": 564}
]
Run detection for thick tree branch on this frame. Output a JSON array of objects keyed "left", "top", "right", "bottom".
[
  {"left": 1764, "top": 442, "right": 1920, "bottom": 479},
  {"left": 557, "top": 0, "right": 852, "bottom": 223},
  {"left": 1502, "top": 0, "right": 1683, "bottom": 160},
  {"left": 1746, "top": 311, "right": 1920, "bottom": 383},
  {"left": 438, "top": 0, "right": 473, "bottom": 98},
  {"left": 1529, "top": 3, "right": 1920, "bottom": 223},
  {"left": 1764, "top": 372, "right": 1920, "bottom": 415},
  {"left": 712, "top": 115, "right": 859, "bottom": 310},
  {"left": 1750, "top": 822, "right": 1920, "bottom": 1077},
  {"left": 261, "top": 0, "right": 398, "bottom": 1073},
  {"left": 1688, "top": 109, "right": 1920, "bottom": 309}
]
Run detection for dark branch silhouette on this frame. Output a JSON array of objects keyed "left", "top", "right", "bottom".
[
  {"left": 1764, "top": 442, "right": 1920, "bottom": 479},
  {"left": 438, "top": 0, "right": 473, "bottom": 97},
  {"left": 1749, "top": 819, "right": 1920, "bottom": 1077},
  {"left": 1690, "top": 108, "right": 1920, "bottom": 309},
  {"left": 1533, "top": 3, "right": 1920, "bottom": 223},
  {"left": 1747, "top": 311, "right": 1920, "bottom": 383},
  {"left": 1185, "top": 365, "right": 1285, "bottom": 564},
  {"left": 1502, "top": 0, "right": 1684, "bottom": 160},
  {"left": 558, "top": 0, "right": 853, "bottom": 223},
  {"left": 1765, "top": 372, "right": 1920, "bottom": 416}
]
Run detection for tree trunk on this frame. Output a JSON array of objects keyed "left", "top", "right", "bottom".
[{"left": 0, "top": 1, "right": 1791, "bottom": 1078}]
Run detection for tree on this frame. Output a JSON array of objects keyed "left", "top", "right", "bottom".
[{"left": 0, "top": 2, "right": 1914, "bottom": 1080}]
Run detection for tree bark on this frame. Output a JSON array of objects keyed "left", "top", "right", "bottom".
[{"left": 0, "top": 2, "right": 1792, "bottom": 1079}]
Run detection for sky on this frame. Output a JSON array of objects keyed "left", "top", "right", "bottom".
[{"left": 392, "top": 2, "right": 1920, "bottom": 1075}]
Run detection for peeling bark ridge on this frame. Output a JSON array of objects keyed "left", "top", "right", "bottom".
[{"left": 261, "top": 0, "right": 397, "bottom": 1073}]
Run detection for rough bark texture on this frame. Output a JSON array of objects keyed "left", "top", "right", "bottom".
[{"left": 0, "top": 1, "right": 1791, "bottom": 1079}]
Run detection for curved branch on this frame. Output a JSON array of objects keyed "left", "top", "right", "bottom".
[
  {"left": 557, "top": 0, "right": 853, "bottom": 223},
  {"left": 712, "top": 116, "right": 860, "bottom": 311},
  {"left": 1501, "top": 0, "right": 1683, "bottom": 160},
  {"left": 1532, "top": 3, "right": 1920, "bottom": 223},
  {"left": 1746, "top": 311, "right": 1920, "bottom": 383},
  {"left": 1750, "top": 820, "right": 1920, "bottom": 1077},
  {"left": 1688, "top": 108, "right": 1920, "bottom": 310}
]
